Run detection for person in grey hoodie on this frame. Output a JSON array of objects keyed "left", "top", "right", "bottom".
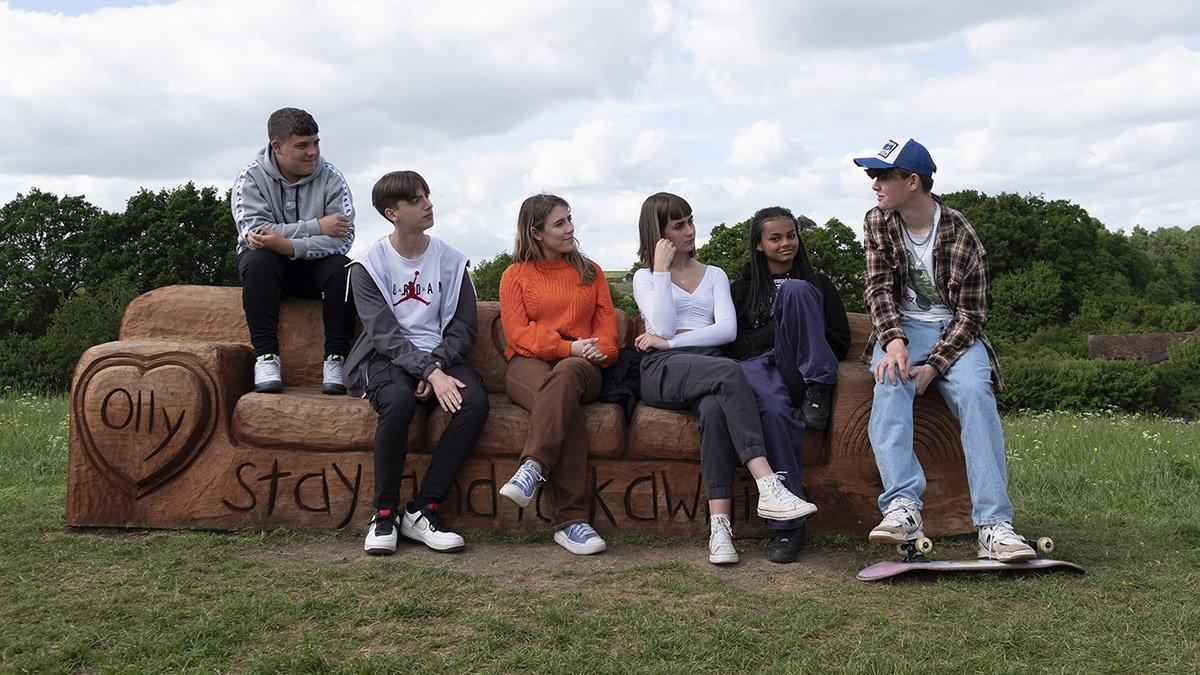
[{"left": 232, "top": 107, "right": 356, "bottom": 394}]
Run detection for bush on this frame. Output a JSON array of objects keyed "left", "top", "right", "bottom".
[
  {"left": 1154, "top": 338, "right": 1200, "bottom": 418},
  {"left": 999, "top": 355, "right": 1157, "bottom": 414},
  {"left": 470, "top": 252, "right": 512, "bottom": 301},
  {"left": 0, "top": 276, "right": 139, "bottom": 391}
]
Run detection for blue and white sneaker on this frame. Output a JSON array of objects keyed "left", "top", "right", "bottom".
[
  {"left": 499, "top": 459, "right": 543, "bottom": 508},
  {"left": 553, "top": 522, "right": 607, "bottom": 555}
]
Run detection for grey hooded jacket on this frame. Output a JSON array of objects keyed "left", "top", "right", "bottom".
[{"left": 232, "top": 146, "right": 355, "bottom": 260}]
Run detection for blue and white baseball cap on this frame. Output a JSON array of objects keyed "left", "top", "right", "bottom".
[{"left": 853, "top": 138, "right": 936, "bottom": 177}]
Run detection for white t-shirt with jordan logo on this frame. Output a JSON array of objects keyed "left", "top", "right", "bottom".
[
  {"left": 899, "top": 203, "right": 953, "bottom": 323},
  {"left": 385, "top": 239, "right": 446, "bottom": 352}
]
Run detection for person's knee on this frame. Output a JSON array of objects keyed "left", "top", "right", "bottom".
[
  {"left": 944, "top": 379, "right": 995, "bottom": 407},
  {"left": 872, "top": 379, "right": 914, "bottom": 403},
  {"left": 239, "top": 250, "right": 284, "bottom": 283},
  {"left": 776, "top": 279, "right": 820, "bottom": 304},
  {"left": 548, "top": 357, "right": 596, "bottom": 388},
  {"left": 319, "top": 255, "right": 352, "bottom": 290},
  {"left": 458, "top": 381, "right": 490, "bottom": 418},
  {"left": 760, "top": 397, "right": 793, "bottom": 420},
  {"left": 374, "top": 383, "right": 416, "bottom": 420}
]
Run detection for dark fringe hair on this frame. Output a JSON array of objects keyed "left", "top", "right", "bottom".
[
  {"left": 371, "top": 171, "right": 431, "bottom": 218},
  {"left": 637, "top": 192, "right": 692, "bottom": 268},
  {"left": 746, "top": 206, "right": 817, "bottom": 328}
]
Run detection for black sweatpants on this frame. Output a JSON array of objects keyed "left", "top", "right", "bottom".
[
  {"left": 237, "top": 249, "right": 355, "bottom": 358},
  {"left": 364, "top": 354, "right": 490, "bottom": 511},
  {"left": 639, "top": 347, "right": 767, "bottom": 500}
]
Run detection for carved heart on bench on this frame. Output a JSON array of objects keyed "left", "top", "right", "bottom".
[{"left": 74, "top": 353, "right": 219, "bottom": 498}]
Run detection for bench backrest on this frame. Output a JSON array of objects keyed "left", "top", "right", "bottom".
[{"left": 120, "top": 285, "right": 869, "bottom": 391}]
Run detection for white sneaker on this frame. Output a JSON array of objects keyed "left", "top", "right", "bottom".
[
  {"left": 755, "top": 472, "right": 818, "bottom": 521},
  {"left": 363, "top": 510, "right": 399, "bottom": 556},
  {"left": 553, "top": 522, "right": 607, "bottom": 555},
  {"left": 978, "top": 522, "right": 1037, "bottom": 563},
  {"left": 868, "top": 497, "right": 923, "bottom": 544},
  {"left": 254, "top": 354, "right": 283, "bottom": 393},
  {"left": 322, "top": 354, "right": 346, "bottom": 395},
  {"left": 400, "top": 504, "right": 465, "bottom": 553},
  {"left": 708, "top": 514, "right": 739, "bottom": 565}
]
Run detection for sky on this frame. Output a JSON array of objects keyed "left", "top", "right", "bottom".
[{"left": 2, "top": 0, "right": 1199, "bottom": 269}]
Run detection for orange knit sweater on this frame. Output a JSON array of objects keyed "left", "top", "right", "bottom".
[{"left": 499, "top": 258, "right": 619, "bottom": 363}]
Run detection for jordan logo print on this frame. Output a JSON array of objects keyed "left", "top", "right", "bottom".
[{"left": 394, "top": 270, "right": 431, "bottom": 306}]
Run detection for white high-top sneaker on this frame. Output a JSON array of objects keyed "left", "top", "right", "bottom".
[
  {"left": 322, "top": 355, "right": 346, "bottom": 395},
  {"left": 869, "top": 498, "right": 923, "bottom": 544},
  {"left": 708, "top": 514, "right": 739, "bottom": 565},
  {"left": 755, "top": 472, "right": 818, "bottom": 520},
  {"left": 978, "top": 522, "right": 1037, "bottom": 563},
  {"left": 254, "top": 354, "right": 283, "bottom": 393}
]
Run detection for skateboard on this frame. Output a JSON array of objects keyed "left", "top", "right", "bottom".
[{"left": 858, "top": 536, "right": 1084, "bottom": 582}]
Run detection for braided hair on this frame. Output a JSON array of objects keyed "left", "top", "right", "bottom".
[{"left": 746, "top": 206, "right": 817, "bottom": 328}]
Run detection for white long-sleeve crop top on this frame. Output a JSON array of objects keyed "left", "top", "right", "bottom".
[{"left": 631, "top": 266, "right": 736, "bottom": 349}]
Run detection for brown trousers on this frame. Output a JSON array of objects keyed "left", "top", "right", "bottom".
[{"left": 505, "top": 355, "right": 602, "bottom": 530}]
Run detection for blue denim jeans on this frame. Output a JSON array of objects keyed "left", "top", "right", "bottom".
[{"left": 868, "top": 318, "right": 1013, "bottom": 526}]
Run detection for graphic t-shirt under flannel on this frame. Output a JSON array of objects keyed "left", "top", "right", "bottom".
[
  {"left": 899, "top": 202, "right": 953, "bottom": 323},
  {"left": 385, "top": 241, "right": 446, "bottom": 352}
]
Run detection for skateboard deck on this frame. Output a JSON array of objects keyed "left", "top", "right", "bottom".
[{"left": 857, "top": 558, "right": 1085, "bottom": 582}]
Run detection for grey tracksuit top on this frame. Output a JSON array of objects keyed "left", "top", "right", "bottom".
[{"left": 231, "top": 146, "right": 355, "bottom": 260}]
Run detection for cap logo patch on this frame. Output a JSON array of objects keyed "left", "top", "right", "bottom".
[{"left": 878, "top": 140, "right": 899, "bottom": 159}]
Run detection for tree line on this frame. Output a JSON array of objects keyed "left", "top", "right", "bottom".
[{"left": 2, "top": 185, "right": 1197, "bottom": 414}]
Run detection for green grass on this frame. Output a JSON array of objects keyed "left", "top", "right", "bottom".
[{"left": 2, "top": 393, "right": 1199, "bottom": 671}]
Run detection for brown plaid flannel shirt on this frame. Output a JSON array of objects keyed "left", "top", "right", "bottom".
[{"left": 861, "top": 195, "right": 1003, "bottom": 389}]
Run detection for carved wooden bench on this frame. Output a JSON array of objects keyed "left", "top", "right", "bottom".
[{"left": 67, "top": 285, "right": 973, "bottom": 537}]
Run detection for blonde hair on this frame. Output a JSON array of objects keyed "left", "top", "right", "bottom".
[{"left": 513, "top": 194, "right": 596, "bottom": 285}]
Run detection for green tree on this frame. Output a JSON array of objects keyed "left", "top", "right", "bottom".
[
  {"left": 696, "top": 216, "right": 866, "bottom": 313},
  {"left": 0, "top": 189, "right": 103, "bottom": 338},
  {"left": 695, "top": 221, "right": 747, "bottom": 278},
  {"left": 99, "top": 183, "right": 239, "bottom": 293},
  {"left": 471, "top": 251, "right": 512, "bottom": 301},
  {"left": 989, "top": 262, "right": 1065, "bottom": 342},
  {"left": 805, "top": 217, "right": 866, "bottom": 313}
]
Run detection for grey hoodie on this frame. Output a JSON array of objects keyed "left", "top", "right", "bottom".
[{"left": 232, "top": 146, "right": 355, "bottom": 260}]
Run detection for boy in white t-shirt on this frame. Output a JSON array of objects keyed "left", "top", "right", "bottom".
[
  {"left": 854, "top": 138, "right": 1035, "bottom": 562},
  {"left": 345, "top": 170, "right": 489, "bottom": 557}
]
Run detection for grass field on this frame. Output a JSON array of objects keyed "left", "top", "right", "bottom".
[{"left": 2, "top": 393, "right": 1198, "bottom": 672}]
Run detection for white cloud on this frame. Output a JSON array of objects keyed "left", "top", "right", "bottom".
[
  {"left": 727, "top": 120, "right": 806, "bottom": 174},
  {"left": 1, "top": 0, "right": 1199, "bottom": 273}
]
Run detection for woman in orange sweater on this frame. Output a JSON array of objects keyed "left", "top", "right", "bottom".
[{"left": 498, "top": 194, "right": 619, "bottom": 555}]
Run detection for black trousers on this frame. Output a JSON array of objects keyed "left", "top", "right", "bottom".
[
  {"left": 237, "top": 249, "right": 355, "bottom": 358},
  {"left": 364, "top": 355, "right": 490, "bottom": 511}
]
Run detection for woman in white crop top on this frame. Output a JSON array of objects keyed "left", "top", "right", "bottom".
[{"left": 631, "top": 192, "right": 817, "bottom": 565}]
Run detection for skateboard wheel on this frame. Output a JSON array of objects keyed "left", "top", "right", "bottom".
[
  {"left": 915, "top": 537, "right": 934, "bottom": 554},
  {"left": 1036, "top": 537, "right": 1054, "bottom": 554},
  {"left": 896, "top": 544, "right": 907, "bottom": 556}
]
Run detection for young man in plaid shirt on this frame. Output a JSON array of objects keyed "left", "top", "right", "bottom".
[{"left": 853, "top": 139, "right": 1036, "bottom": 563}]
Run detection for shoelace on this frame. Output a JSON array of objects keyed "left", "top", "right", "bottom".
[
  {"left": 710, "top": 518, "right": 735, "bottom": 550},
  {"left": 511, "top": 463, "right": 544, "bottom": 494},
  {"left": 372, "top": 514, "right": 394, "bottom": 535},
  {"left": 768, "top": 472, "right": 795, "bottom": 500},
  {"left": 882, "top": 500, "right": 917, "bottom": 525},
  {"left": 566, "top": 523, "right": 598, "bottom": 541},
  {"left": 987, "top": 522, "right": 1022, "bottom": 545}
]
